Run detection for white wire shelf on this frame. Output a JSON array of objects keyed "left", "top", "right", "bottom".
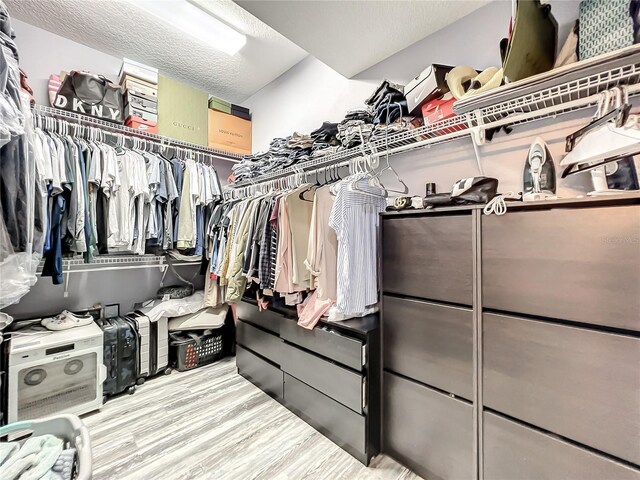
[
  {"left": 36, "top": 255, "right": 201, "bottom": 275},
  {"left": 231, "top": 58, "right": 640, "bottom": 188},
  {"left": 32, "top": 105, "right": 242, "bottom": 163}
]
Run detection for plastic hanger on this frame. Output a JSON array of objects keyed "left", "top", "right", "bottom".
[{"left": 562, "top": 87, "right": 640, "bottom": 171}]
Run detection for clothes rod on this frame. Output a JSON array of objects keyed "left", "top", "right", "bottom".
[
  {"left": 32, "top": 105, "right": 241, "bottom": 163},
  {"left": 36, "top": 261, "right": 201, "bottom": 276}
]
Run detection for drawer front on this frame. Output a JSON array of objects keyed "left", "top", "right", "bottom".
[
  {"left": 236, "top": 320, "right": 282, "bottom": 365},
  {"left": 236, "top": 345, "right": 283, "bottom": 398},
  {"left": 283, "top": 374, "right": 367, "bottom": 461},
  {"left": 383, "top": 372, "right": 473, "bottom": 480},
  {"left": 482, "top": 205, "right": 640, "bottom": 330},
  {"left": 484, "top": 412, "right": 640, "bottom": 480},
  {"left": 484, "top": 313, "right": 640, "bottom": 464},
  {"left": 383, "top": 295, "right": 473, "bottom": 399},
  {"left": 280, "top": 319, "right": 364, "bottom": 371},
  {"left": 280, "top": 342, "right": 364, "bottom": 414},
  {"left": 382, "top": 215, "right": 473, "bottom": 305},
  {"left": 236, "top": 300, "right": 283, "bottom": 334}
]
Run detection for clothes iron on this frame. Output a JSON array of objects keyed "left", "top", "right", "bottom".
[
  {"left": 523, "top": 137, "right": 557, "bottom": 201},
  {"left": 588, "top": 156, "right": 640, "bottom": 196}
]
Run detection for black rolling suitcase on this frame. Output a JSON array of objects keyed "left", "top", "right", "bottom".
[{"left": 96, "top": 317, "right": 138, "bottom": 400}]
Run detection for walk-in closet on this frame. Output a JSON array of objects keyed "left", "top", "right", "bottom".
[{"left": 1, "top": 0, "right": 639, "bottom": 479}]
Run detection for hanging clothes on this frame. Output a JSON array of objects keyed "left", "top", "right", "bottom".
[{"left": 328, "top": 176, "right": 386, "bottom": 316}]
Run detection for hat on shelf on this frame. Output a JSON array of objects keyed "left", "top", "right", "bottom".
[{"left": 446, "top": 66, "right": 504, "bottom": 100}]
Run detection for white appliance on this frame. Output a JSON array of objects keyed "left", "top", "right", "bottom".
[{"left": 8, "top": 322, "right": 106, "bottom": 423}]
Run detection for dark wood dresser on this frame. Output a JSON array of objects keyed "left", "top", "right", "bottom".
[
  {"left": 380, "top": 195, "right": 640, "bottom": 480},
  {"left": 235, "top": 298, "right": 380, "bottom": 465}
]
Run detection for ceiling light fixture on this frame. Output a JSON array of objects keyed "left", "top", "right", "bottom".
[{"left": 128, "top": 0, "right": 246, "bottom": 56}]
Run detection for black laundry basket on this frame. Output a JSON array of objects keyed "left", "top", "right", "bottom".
[{"left": 169, "top": 329, "right": 224, "bottom": 372}]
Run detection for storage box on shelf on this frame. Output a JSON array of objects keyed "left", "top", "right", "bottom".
[
  {"left": 208, "top": 109, "right": 252, "bottom": 155},
  {"left": 235, "top": 297, "right": 380, "bottom": 465},
  {"left": 119, "top": 59, "right": 159, "bottom": 133},
  {"left": 157, "top": 74, "right": 208, "bottom": 146}
]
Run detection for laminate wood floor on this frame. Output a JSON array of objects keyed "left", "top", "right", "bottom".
[{"left": 82, "top": 357, "right": 422, "bottom": 480}]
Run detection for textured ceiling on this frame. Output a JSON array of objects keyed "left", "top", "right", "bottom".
[
  {"left": 237, "top": 0, "right": 491, "bottom": 78},
  {"left": 5, "top": 0, "right": 307, "bottom": 103}
]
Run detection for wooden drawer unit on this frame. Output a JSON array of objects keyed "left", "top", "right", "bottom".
[
  {"left": 482, "top": 205, "right": 640, "bottom": 330},
  {"left": 383, "top": 372, "right": 473, "bottom": 480},
  {"left": 383, "top": 295, "right": 473, "bottom": 399},
  {"left": 236, "top": 300, "right": 284, "bottom": 334},
  {"left": 283, "top": 374, "right": 368, "bottom": 463},
  {"left": 236, "top": 319, "right": 282, "bottom": 366},
  {"left": 280, "top": 342, "right": 365, "bottom": 414},
  {"left": 484, "top": 412, "right": 640, "bottom": 480},
  {"left": 484, "top": 313, "right": 640, "bottom": 464},
  {"left": 280, "top": 318, "right": 365, "bottom": 371},
  {"left": 236, "top": 345, "right": 283, "bottom": 399},
  {"left": 382, "top": 215, "right": 473, "bottom": 305}
]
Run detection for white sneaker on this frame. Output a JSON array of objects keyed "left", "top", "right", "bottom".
[{"left": 43, "top": 311, "right": 94, "bottom": 331}]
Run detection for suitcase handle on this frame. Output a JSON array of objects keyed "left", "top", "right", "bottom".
[{"left": 110, "top": 345, "right": 117, "bottom": 378}]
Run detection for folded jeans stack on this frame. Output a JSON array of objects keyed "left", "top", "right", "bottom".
[
  {"left": 287, "top": 132, "right": 313, "bottom": 150},
  {"left": 365, "top": 79, "right": 405, "bottom": 110},
  {"left": 370, "top": 119, "right": 420, "bottom": 147},
  {"left": 337, "top": 120, "right": 374, "bottom": 148},
  {"left": 343, "top": 107, "right": 374, "bottom": 123}
]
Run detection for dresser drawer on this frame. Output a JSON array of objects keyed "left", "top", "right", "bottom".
[
  {"left": 482, "top": 205, "right": 640, "bottom": 330},
  {"left": 280, "top": 342, "right": 364, "bottom": 414},
  {"left": 484, "top": 313, "right": 640, "bottom": 464},
  {"left": 382, "top": 215, "right": 473, "bottom": 305},
  {"left": 383, "top": 372, "right": 473, "bottom": 480},
  {"left": 236, "top": 345, "right": 283, "bottom": 399},
  {"left": 236, "top": 320, "right": 282, "bottom": 365},
  {"left": 383, "top": 295, "right": 472, "bottom": 399},
  {"left": 484, "top": 412, "right": 640, "bottom": 480},
  {"left": 283, "top": 374, "right": 367, "bottom": 463},
  {"left": 236, "top": 300, "right": 284, "bottom": 334},
  {"left": 280, "top": 319, "right": 365, "bottom": 371}
]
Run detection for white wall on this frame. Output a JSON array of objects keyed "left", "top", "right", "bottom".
[
  {"left": 243, "top": 1, "right": 595, "bottom": 197},
  {"left": 12, "top": 18, "right": 235, "bottom": 181},
  {"left": 13, "top": 19, "right": 122, "bottom": 106},
  {"left": 245, "top": 0, "right": 581, "bottom": 152}
]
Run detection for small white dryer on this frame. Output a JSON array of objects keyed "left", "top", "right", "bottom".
[{"left": 8, "top": 322, "right": 106, "bottom": 423}]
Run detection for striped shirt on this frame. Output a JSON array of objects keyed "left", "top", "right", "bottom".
[{"left": 328, "top": 177, "right": 386, "bottom": 315}]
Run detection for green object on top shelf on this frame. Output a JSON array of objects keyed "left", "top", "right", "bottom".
[
  {"left": 209, "top": 96, "right": 232, "bottom": 114},
  {"left": 157, "top": 74, "right": 208, "bottom": 146}
]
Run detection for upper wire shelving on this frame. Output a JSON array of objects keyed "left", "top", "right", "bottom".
[
  {"left": 231, "top": 56, "right": 640, "bottom": 188},
  {"left": 33, "top": 105, "right": 242, "bottom": 163}
]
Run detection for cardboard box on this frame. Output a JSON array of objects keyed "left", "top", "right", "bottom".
[
  {"left": 122, "top": 78, "right": 158, "bottom": 99},
  {"left": 157, "top": 74, "right": 208, "bottom": 146},
  {"left": 404, "top": 64, "right": 453, "bottom": 115},
  {"left": 208, "top": 96, "right": 231, "bottom": 114},
  {"left": 231, "top": 104, "right": 251, "bottom": 120},
  {"left": 126, "top": 116, "right": 157, "bottom": 134},
  {"left": 208, "top": 109, "right": 251, "bottom": 155},
  {"left": 124, "top": 103, "right": 157, "bottom": 123},
  {"left": 119, "top": 58, "right": 158, "bottom": 85},
  {"left": 125, "top": 90, "right": 157, "bottom": 115}
]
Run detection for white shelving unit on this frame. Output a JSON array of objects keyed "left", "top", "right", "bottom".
[
  {"left": 231, "top": 57, "right": 640, "bottom": 188},
  {"left": 33, "top": 105, "right": 241, "bottom": 163},
  {"left": 37, "top": 255, "right": 201, "bottom": 296}
]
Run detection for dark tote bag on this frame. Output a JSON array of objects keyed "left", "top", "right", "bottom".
[{"left": 53, "top": 71, "right": 125, "bottom": 123}]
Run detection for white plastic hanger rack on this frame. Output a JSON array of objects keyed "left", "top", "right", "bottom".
[
  {"left": 33, "top": 105, "right": 241, "bottom": 163},
  {"left": 231, "top": 59, "right": 640, "bottom": 187}
]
